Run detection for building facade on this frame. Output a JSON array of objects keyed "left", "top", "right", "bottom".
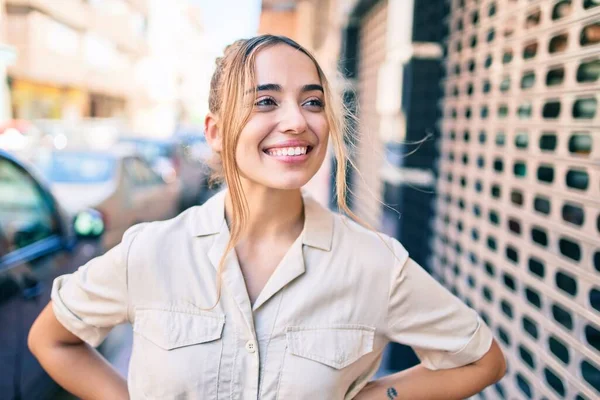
[
  {"left": 4, "top": 0, "right": 149, "bottom": 122},
  {"left": 0, "top": 0, "right": 17, "bottom": 123},
  {"left": 258, "top": 0, "right": 299, "bottom": 40}
]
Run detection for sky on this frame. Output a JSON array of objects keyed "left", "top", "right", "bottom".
[{"left": 191, "top": 0, "right": 262, "bottom": 53}]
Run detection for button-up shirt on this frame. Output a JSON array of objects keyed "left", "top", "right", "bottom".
[{"left": 52, "top": 190, "right": 494, "bottom": 399}]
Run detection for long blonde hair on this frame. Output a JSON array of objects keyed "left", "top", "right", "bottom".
[{"left": 207, "top": 35, "right": 362, "bottom": 308}]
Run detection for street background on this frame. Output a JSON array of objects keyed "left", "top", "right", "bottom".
[{"left": 0, "top": 0, "right": 599, "bottom": 399}]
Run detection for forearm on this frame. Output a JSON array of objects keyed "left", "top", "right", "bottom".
[
  {"left": 34, "top": 342, "right": 128, "bottom": 400},
  {"left": 356, "top": 362, "right": 501, "bottom": 400},
  {"left": 29, "top": 303, "right": 128, "bottom": 400}
]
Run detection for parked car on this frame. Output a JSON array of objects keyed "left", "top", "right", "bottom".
[
  {"left": 34, "top": 148, "right": 181, "bottom": 250},
  {"left": 0, "top": 149, "right": 106, "bottom": 399},
  {"left": 119, "top": 135, "right": 210, "bottom": 211}
]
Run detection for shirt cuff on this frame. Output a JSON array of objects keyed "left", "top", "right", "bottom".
[
  {"left": 417, "top": 317, "right": 494, "bottom": 370},
  {"left": 51, "top": 274, "right": 110, "bottom": 347}
]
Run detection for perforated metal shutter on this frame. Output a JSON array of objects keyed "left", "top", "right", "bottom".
[
  {"left": 354, "top": 0, "right": 388, "bottom": 228},
  {"left": 434, "top": 1, "right": 600, "bottom": 399}
]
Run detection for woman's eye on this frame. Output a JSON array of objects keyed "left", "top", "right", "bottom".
[
  {"left": 255, "top": 98, "right": 277, "bottom": 107},
  {"left": 304, "top": 99, "right": 324, "bottom": 109}
]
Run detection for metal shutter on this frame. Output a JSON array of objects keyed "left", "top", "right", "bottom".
[{"left": 435, "top": 1, "right": 600, "bottom": 399}]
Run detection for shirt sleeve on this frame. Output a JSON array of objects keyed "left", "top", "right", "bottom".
[
  {"left": 385, "top": 238, "right": 494, "bottom": 370},
  {"left": 51, "top": 224, "right": 145, "bottom": 347}
]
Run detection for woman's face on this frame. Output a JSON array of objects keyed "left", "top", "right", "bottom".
[{"left": 235, "top": 44, "right": 330, "bottom": 190}]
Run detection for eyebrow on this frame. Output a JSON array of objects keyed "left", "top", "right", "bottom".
[{"left": 254, "top": 83, "right": 324, "bottom": 93}]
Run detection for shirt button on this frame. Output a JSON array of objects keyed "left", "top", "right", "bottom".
[{"left": 245, "top": 340, "right": 256, "bottom": 353}]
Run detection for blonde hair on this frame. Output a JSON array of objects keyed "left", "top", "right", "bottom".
[{"left": 206, "top": 35, "right": 363, "bottom": 308}]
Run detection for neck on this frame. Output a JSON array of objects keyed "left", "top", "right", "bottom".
[{"left": 224, "top": 181, "right": 304, "bottom": 243}]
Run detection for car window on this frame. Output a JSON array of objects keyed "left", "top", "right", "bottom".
[
  {"left": 139, "top": 161, "right": 164, "bottom": 185},
  {"left": 123, "top": 140, "right": 174, "bottom": 163},
  {"left": 125, "top": 158, "right": 163, "bottom": 187},
  {"left": 0, "top": 158, "right": 60, "bottom": 255},
  {"left": 37, "top": 152, "right": 116, "bottom": 183}
]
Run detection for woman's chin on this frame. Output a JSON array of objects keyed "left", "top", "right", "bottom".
[
  {"left": 239, "top": 166, "right": 318, "bottom": 191},
  {"left": 269, "top": 179, "right": 310, "bottom": 191},
  {"left": 254, "top": 175, "right": 313, "bottom": 191}
]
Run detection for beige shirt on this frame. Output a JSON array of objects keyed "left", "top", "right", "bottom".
[{"left": 52, "top": 190, "right": 494, "bottom": 400}]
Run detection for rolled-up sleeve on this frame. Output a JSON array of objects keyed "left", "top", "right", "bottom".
[
  {"left": 385, "top": 239, "right": 494, "bottom": 370},
  {"left": 51, "top": 224, "right": 145, "bottom": 347}
]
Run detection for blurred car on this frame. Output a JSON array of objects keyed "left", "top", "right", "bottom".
[
  {"left": 34, "top": 148, "right": 181, "bottom": 250},
  {"left": 119, "top": 135, "right": 210, "bottom": 211},
  {"left": 0, "top": 149, "right": 106, "bottom": 399}
]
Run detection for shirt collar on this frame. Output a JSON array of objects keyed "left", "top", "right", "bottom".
[{"left": 190, "top": 189, "right": 333, "bottom": 251}]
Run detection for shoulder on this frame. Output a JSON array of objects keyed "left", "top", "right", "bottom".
[
  {"left": 330, "top": 212, "right": 409, "bottom": 267},
  {"left": 123, "top": 206, "right": 199, "bottom": 254},
  {"left": 126, "top": 190, "right": 225, "bottom": 248}
]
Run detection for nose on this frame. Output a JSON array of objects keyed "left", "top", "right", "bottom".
[{"left": 279, "top": 103, "right": 307, "bottom": 134}]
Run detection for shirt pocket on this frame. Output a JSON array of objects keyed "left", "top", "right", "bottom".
[
  {"left": 130, "top": 307, "right": 225, "bottom": 399},
  {"left": 277, "top": 325, "right": 375, "bottom": 399},
  {"left": 134, "top": 308, "right": 224, "bottom": 349}
]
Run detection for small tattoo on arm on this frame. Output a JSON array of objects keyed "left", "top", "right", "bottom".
[{"left": 387, "top": 387, "right": 398, "bottom": 399}]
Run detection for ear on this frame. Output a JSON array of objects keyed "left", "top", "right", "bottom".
[{"left": 204, "top": 112, "right": 222, "bottom": 153}]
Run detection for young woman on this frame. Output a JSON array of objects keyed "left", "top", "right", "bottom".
[{"left": 29, "top": 35, "right": 506, "bottom": 399}]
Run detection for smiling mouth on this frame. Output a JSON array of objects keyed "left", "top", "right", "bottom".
[{"left": 263, "top": 146, "right": 313, "bottom": 157}]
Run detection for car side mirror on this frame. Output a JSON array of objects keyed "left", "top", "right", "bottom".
[{"left": 73, "top": 209, "right": 105, "bottom": 239}]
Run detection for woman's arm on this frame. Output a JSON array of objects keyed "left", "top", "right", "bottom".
[
  {"left": 28, "top": 302, "right": 129, "bottom": 400},
  {"left": 355, "top": 339, "right": 506, "bottom": 400}
]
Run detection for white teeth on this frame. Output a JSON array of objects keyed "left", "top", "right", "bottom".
[{"left": 266, "top": 146, "right": 308, "bottom": 156}]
